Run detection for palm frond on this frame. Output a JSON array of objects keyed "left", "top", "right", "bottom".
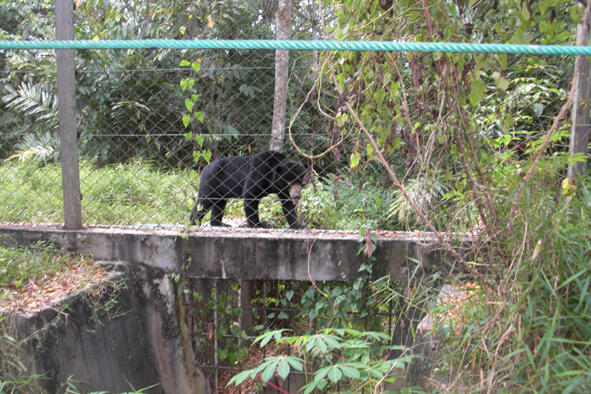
[
  {"left": 7, "top": 132, "right": 60, "bottom": 163},
  {"left": 2, "top": 82, "right": 59, "bottom": 130}
]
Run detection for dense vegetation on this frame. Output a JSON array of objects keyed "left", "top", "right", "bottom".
[{"left": 1, "top": 0, "right": 590, "bottom": 392}]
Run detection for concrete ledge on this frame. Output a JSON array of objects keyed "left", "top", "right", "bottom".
[{"left": 0, "top": 223, "right": 473, "bottom": 281}]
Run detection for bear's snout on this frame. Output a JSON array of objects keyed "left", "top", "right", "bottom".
[{"left": 289, "top": 183, "right": 303, "bottom": 206}]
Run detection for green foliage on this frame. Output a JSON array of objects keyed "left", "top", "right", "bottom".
[
  {"left": 0, "top": 159, "right": 195, "bottom": 225},
  {"left": 0, "top": 241, "right": 79, "bottom": 291},
  {"left": 7, "top": 132, "right": 60, "bottom": 164},
  {"left": 0, "top": 159, "right": 399, "bottom": 229},
  {"left": 431, "top": 181, "right": 591, "bottom": 391},
  {"left": 210, "top": 284, "right": 249, "bottom": 366},
  {"left": 2, "top": 2, "right": 590, "bottom": 391},
  {"left": 388, "top": 176, "right": 449, "bottom": 228},
  {"left": 228, "top": 328, "right": 413, "bottom": 392},
  {"left": 2, "top": 82, "right": 58, "bottom": 133},
  {"left": 179, "top": 58, "right": 212, "bottom": 167},
  {"left": 0, "top": 82, "right": 59, "bottom": 160},
  {"left": 0, "top": 316, "right": 44, "bottom": 393},
  {"left": 317, "top": 1, "right": 588, "bottom": 392},
  {"left": 80, "top": 159, "right": 194, "bottom": 225},
  {"left": 298, "top": 173, "right": 398, "bottom": 230},
  {"left": 298, "top": 261, "right": 381, "bottom": 331}
]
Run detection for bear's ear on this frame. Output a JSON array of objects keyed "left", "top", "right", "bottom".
[{"left": 276, "top": 159, "right": 304, "bottom": 185}]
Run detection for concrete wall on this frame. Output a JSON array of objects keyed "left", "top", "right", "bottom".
[
  {"left": 0, "top": 224, "right": 472, "bottom": 392},
  {"left": 1, "top": 264, "right": 207, "bottom": 394},
  {"left": 0, "top": 224, "right": 472, "bottom": 281}
]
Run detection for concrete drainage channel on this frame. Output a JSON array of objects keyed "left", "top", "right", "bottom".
[
  {"left": 0, "top": 223, "right": 472, "bottom": 393},
  {"left": 1, "top": 262, "right": 207, "bottom": 394}
]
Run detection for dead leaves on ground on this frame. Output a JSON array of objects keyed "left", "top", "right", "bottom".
[{"left": 0, "top": 258, "right": 109, "bottom": 313}]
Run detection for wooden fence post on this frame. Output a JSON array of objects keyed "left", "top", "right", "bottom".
[
  {"left": 569, "top": 1, "right": 591, "bottom": 180},
  {"left": 56, "top": 0, "right": 82, "bottom": 229}
]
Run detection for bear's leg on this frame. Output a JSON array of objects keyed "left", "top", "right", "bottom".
[
  {"left": 190, "top": 198, "right": 212, "bottom": 225},
  {"left": 244, "top": 197, "right": 261, "bottom": 227},
  {"left": 210, "top": 199, "right": 228, "bottom": 227},
  {"left": 280, "top": 198, "right": 301, "bottom": 229}
]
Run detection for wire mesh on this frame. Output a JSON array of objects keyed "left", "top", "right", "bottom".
[
  {"left": 0, "top": 46, "right": 340, "bottom": 227},
  {"left": 0, "top": 0, "right": 340, "bottom": 229},
  {"left": 0, "top": 3, "right": 454, "bottom": 392}
]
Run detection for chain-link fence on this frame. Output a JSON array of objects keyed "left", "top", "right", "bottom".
[
  {"left": 0, "top": 46, "right": 357, "bottom": 227},
  {"left": 0, "top": 0, "right": 385, "bottom": 230}
]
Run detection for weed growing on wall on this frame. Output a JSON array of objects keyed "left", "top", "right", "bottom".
[{"left": 0, "top": 316, "right": 44, "bottom": 393}]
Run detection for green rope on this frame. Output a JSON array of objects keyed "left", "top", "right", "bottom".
[{"left": 0, "top": 39, "right": 590, "bottom": 56}]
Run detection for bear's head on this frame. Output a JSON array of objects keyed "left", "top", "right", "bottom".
[{"left": 276, "top": 159, "right": 310, "bottom": 207}]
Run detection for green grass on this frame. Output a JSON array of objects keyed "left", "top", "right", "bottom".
[
  {"left": 0, "top": 159, "right": 399, "bottom": 229},
  {"left": 0, "top": 241, "right": 93, "bottom": 294},
  {"left": 0, "top": 161, "right": 64, "bottom": 223},
  {"left": 0, "top": 159, "right": 196, "bottom": 225},
  {"left": 79, "top": 159, "right": 196, "bottom": 225}
]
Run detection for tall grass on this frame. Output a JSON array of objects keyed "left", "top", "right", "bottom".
[
  {"left": 0, "top": 159, "right": 195, "bottom": 225},
  {"left": 79, "top": 159, "right": 195, "bottom": 225},
  {"left": 430, "top": 181, "right": 591, "bottom": 392},
  {"left": 0, "top": 160, "right": 399, "bottom": 229}
]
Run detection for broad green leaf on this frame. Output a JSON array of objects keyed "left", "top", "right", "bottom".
[
  {"left": 194, "top": 111, "right": 204, "bottom": 123},
  {"left": 195, "top": 134, "right": 204, "bottom": 147},
  {"left": 227, "top": 369, "right": 254, "bottom": 387},
  {"left": 336, "top": 72, "right": 346, "bottom": 92},
  {"left": 327, "top": 366, "right": 343, "bottom": 383},
  {"left": 278, "top": 311, "right": 289, "bottom": 320},
  {"left": 496, "top": 76, "right": 510, "bottom": 91},
  {"left": 510, "top": 29, "right": 533, "bottom": 45},
  {"left": 224, "top": 124, "right": 239, "bottom": 137},
  {"left": 276, "top": 358, "right": 290, "bottom": 380},
  {"left": 340, "top": 365, "right": 361, "bottom": 379},
  {"left": 191, "top": 60, "right": 201, "bottom": 73},
  {"left": 350, "top": 152, "right": 360, "bottom": 169},
  {"left": 192, "top": 151, "right": 202, "bottom": 164},
  {"left": 314, "top": 366, "right": 330, "bottom": 382},
  {"left": 468, "top": 79, "right": 485, "bottom": 106},
  {"left": 287, "top": 357, "right": 304, "bottom": 372},
  {"left": 366, "top": 143, "right": 374, "bottom": 158},
  {"left": 258, "top": 333, "right": 274, "bottom": 348},
  {"left": 335, "top": 113, "right": 348, "bottom": 127},
  {"left": 261, "top": 362, "right": 277, "bottom": 383},
  {"left": 182, "top": 114, "right": 191, "bottom": 128},
  {"left": 185, "top": 98, "right": 194, "bottom": 113},
  {"left": 375, "top": 87, "right": 386, "bottom": 105},
  {"left": 179, "top": 59, "right": 191, "bottom": 67}
]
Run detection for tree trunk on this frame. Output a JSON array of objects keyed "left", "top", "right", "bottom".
[
  {"left": 568, "top": 0, "right": 591, "bottom": 180},
  {"left": 269, "top": 0, "right": 291, "bottom": 152}
]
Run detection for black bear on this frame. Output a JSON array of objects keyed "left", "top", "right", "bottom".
[{"left": 189, "top": 151, "right": 308, "bottom": 229}]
